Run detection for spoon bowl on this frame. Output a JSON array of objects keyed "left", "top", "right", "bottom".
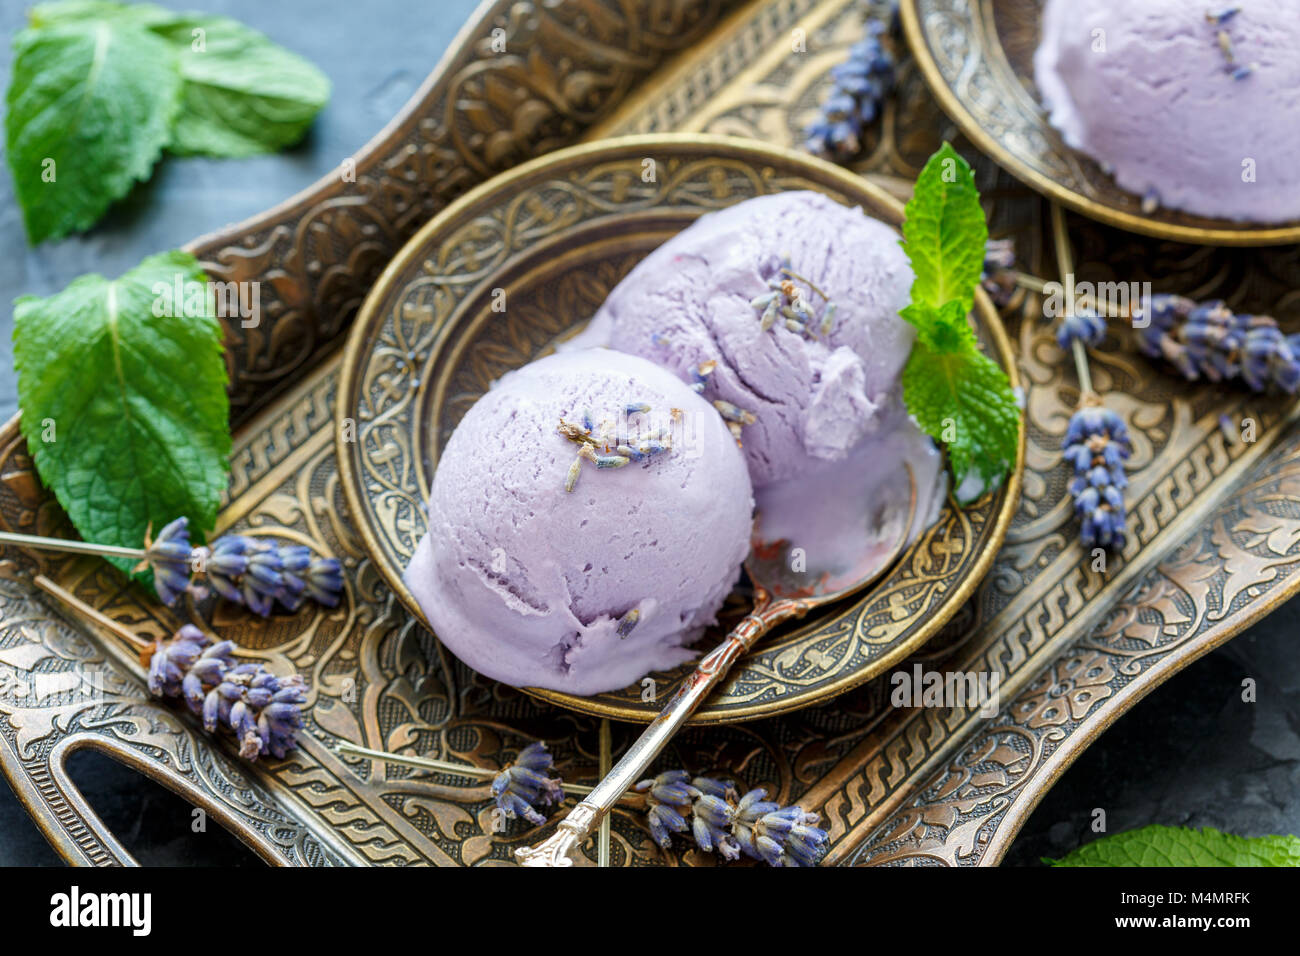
[{"left": 515, "top": 468, "right": 918, "bottom": 866}]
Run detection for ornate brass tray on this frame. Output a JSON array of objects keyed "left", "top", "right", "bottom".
[
  {"left": 901, "top": 0, "right": 1300, "bottom": 245},
  {"left": 337, "top": 133, "right": 1022, "bottom": 724},
  {"left": 4, "top": 0, "right": 1300, "bottom": 866}
]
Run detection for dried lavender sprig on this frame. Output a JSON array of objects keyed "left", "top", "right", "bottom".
[
  {"left": 1001, "top": 265, "right": 1300, "bottom": 394},
  {"left": 804, "top": 1, "right": 899, "bottom": 162},
  {"left": 1064, "top": 395, "right": 1132, "bottom": 551},
  {"left": 633, "top": 770, "right": 829, "bottom": 867},
  {"left": 333, "top": 738, "right": 827, "bottom": 862},
  {"left": 32, "top": 573, "right": 308, "bottom": 763},
  {"left": 0, "top": 518, "right": 344, "bottom": 617},
  {"left": 147, "top": 624, "right": 308, "bottom": 761},
  {"left": 492, "top": 742, "right": 566, "bottom": 826},
  {"left": 185, "top": 527, "right": 343, "bottom": 618},
  {"left": 1135, "top": 295, "right": 1300, "bottom": 394},
  {"left": 731, "top": 789, "right": 829, "bottom": 867}
]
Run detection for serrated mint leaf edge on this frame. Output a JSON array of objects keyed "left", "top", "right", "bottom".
[
  {"left": 4, "top": 18, "right": 181, "bottom": 243},
  {"left": 1047, "top": 825, "right": 1300, "bottom": 867},
  {"left": 902, "top": 329, "right": 1019, "bottom": 499},
  {"left": 13, "top": 250, "right": 231, "bottom": 576},
  {"left": 900, "top": 142, "right": 988, "bottom": 314}
]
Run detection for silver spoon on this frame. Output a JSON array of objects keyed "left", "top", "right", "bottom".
[{"left": 515, "top": 465, "right": 918, "bottom": 866}]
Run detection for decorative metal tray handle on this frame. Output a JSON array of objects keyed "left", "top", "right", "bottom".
[
  {"left": 0, "top": 0, "right": 742, "bottom": 868},
  {"left": 516, "top": 593, "right": 810, "bottom": 867}
]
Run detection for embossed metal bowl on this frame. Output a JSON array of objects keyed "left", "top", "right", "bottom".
[
  {"left": 902, "top": 0, "right": 1300, "bottom": 246},
  {"left": 337, "top": 134, "right": 1023, "bottom": 724}
]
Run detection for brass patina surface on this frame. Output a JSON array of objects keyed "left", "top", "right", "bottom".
[{"left": 2, "top": 0, "right": 1299, "bottom": 866}]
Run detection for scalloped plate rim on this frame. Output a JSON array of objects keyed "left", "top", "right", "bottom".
[{"left": 901, "top": 0, "right": 1300, "bottom": 246}]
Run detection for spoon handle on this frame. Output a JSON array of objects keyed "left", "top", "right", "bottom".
[{"left": 515, "top": 591, "right": 811, "bottom": 867}]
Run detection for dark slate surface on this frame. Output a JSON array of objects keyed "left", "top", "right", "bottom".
[{"left": 1, "top": 0, "right": 1298, "bottom": 866}]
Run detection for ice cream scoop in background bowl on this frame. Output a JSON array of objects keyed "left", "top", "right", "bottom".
[
  {"left": 901, "top": 0, "right": 1300, "bottom": 245},
  {"left": 336, "top": 134, "right": 1023, "bottom": 727}
]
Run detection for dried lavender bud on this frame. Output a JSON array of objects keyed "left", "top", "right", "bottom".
[
  {"left": 1056, "top": 306, "right": 1106, "bottom": 350},
  {"left": 731, "top": 789, "right": 828, "bottom": 867},
  {"left": 148, "top": 624, "right": 307, "bottom": 761},
  {"left": 616, "top": 608, "right": 640, "bottom": 638},
  {"left": 690, "top": 359, "right": 718, "bottom": 393},
  {"left": 820, "top": 301, "right": 839, "bottom": 336},
  {"left": 712, "top": 399, "right": 757, "bottom": 426},
  {"left": 303, "top": 554, "right": 344, "bottom": 608},
  {"left": 195, "top": 535, "right": 343, "bottom": 617},
  {"left": 1063, "top": 399, "right": 1131, "bottom": 551},
  {"left": 1135, "top": 294, "right": 1300, "bottom": 393},
  {"left": 144, "top": 516, "right": 194, "bottom": 606},
  {"left": 638, "top": 770, "right": 700, "bottom": 849},
  {"left": 751, "top": 259, "right": 838, "bottom": 340},
  {"left": 491, "top": 742, "right": 565, "bottom": 826},
  {"left": 557, "top": 419, "right": 596, "bottom": 445},
  {"left": 633, "top": 771, "right": 825, "bottom": 866},
  {"left": 615, "top": 443, "right": 646, "bottom": 462},
  {"left": 145, "top": 518, "right": 343, "bottom": 617},
  {"left": 980, "top": 237, "right": 1018, "bottom": 307},
  {"left": 560, "top": 404, "right": 672, "bottom": 491},
  {"left": 579, "top": 444, "right": 631, "bottom": 469},
  {"left": 804, "top": 2, "right": 898, "bottom": 162}
]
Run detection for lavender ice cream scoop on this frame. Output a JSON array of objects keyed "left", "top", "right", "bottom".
[
  {"left": 403, "top": 349, "right": 754, "bottom": 696},
  {"left": 1035, "top": 0, "right": 1300, "bottom": 223},
  {"left": 571, "top": 191, "right": 946, "bottom": 574}
]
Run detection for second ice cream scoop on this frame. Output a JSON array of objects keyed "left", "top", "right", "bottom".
[{"left": 570, "top": 190, "right": 946, "bottom": 587}]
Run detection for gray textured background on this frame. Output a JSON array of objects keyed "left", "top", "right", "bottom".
[{"left": 0, "top": 0, "right": 1297, "bottom": 866}]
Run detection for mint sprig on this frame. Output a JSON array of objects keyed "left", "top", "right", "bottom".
[
  {"left": 899, "top": 143, "right": 1019, "bottom": 502},
  {"left": 13, "top": 251, "right": 231, "bottom": 577},
  {"left": 6, "top": 1, "right": 330, "bottom": 243},
  {"left": 1048, "top": 825, "right": 1300, "bottom": 867},
  {"left": 5, "top": 17, "right": 181, "bottom": 244},
  {"left": 151, "top": 13, "right": 331, "bottom": 158}
]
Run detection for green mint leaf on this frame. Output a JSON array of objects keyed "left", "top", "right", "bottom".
[
  {"left": 900, "top": 142, "right": 987, "bottom": 313},
  {"left": 902, "top": 302, "right": 1019, "bottom": 503},
  {"left": 898, "top": 143, "right": 1018, "bottom": 498},
  {"left": 27, "top": 2, "right": 330, "bottom": 158},
  {"left": 4, "top": 16, "right": 180, "bottom": 243},
  {"left": 901, "top": 299, "right": 976, "bottom": 354},
  {"left": 1048, "top": 825, "right": 1300, "bottom": 867},
  {"left": 28, "top": 1, "right": 171, "bottom": 27},
  {"left": 150, "top": 14, "right": 331, "bottom": 157},
  {"left": 13, "top": 251, "right": 231, "bottom": 574}
]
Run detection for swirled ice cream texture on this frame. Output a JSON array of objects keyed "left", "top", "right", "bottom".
[
  {"left": 1034, "top": 0, "right": 1300, "bottom": 223},
  {"left": 571, "top": 191, "right": 946, "bottom": 580},
  {"left": 403, "top": 350, "right": 754, "bottom": 695}
]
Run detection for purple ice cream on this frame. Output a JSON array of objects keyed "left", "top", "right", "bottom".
[
  {"left": 1035, "top": 0, "right": 1300, "bottom": 223},
  {"left": 572, "top": 191, "right": 945, "bottom": 578},
  {"left": 403, "top": 349, "right": 754, "bottom": 696}
]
